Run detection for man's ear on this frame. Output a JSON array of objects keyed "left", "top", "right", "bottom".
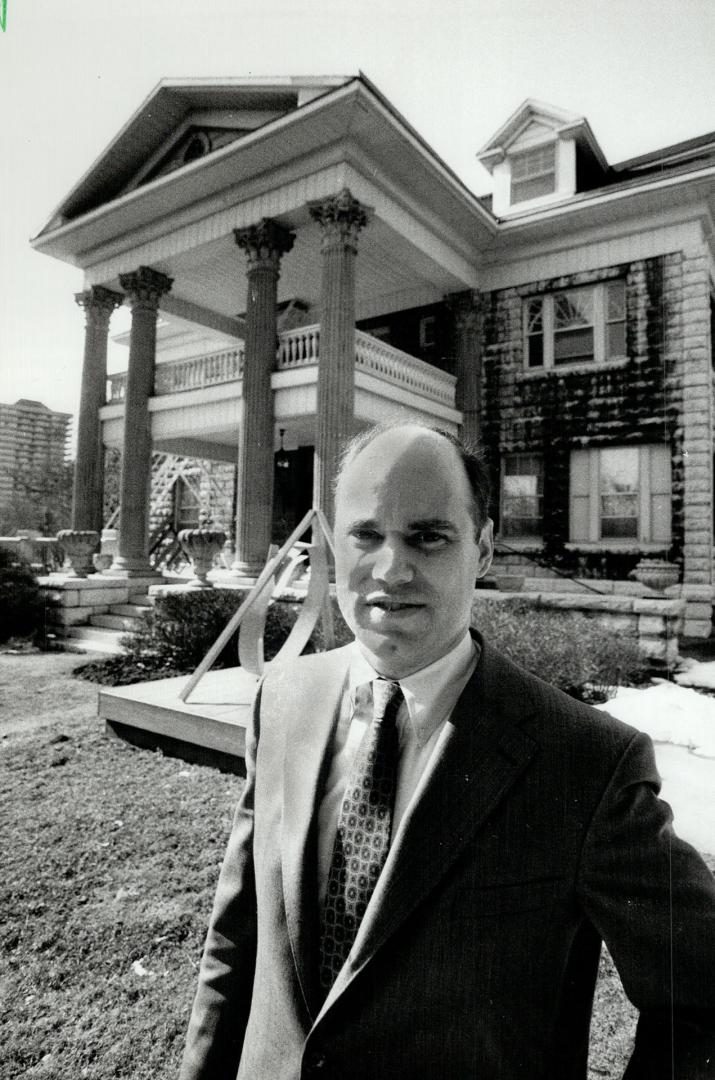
[{"left": 474, "top": 518, "right": 494, "bottom": 579}]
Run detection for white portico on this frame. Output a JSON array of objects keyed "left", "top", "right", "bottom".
[{"left": 33, "top": 75, "right": 493, "bottom": 577}]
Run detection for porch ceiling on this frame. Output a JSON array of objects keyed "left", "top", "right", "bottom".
[{"left": 134, "top": 210, "right": 471, "bottom": 326}]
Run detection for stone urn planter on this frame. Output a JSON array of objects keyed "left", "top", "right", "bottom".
[
  {"left": 631, "top": 558, "right": 680, "bottom": 593},
  {"left": 56, "top": 530, "right": 100, "bottom": 578},
  {"left": 178, "top": 527, "right": 226, "bottom": 587}
]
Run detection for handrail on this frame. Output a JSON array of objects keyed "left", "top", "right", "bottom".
[{"left": 179, "top": 507, "right": 334, "bottom": 702}]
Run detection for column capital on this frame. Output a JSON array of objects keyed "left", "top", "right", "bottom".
[
  {"left": 234, "top": 218, "right": 295, "bottom": 273},
  {"left": 119, "top": 266, "right": 173, "bottom": 311},
  {"left": 75, "top": 285, "right": 124, "bottom": 324},
  {"left": 308, "top": 188, "right": 369, "bottom": 253}
]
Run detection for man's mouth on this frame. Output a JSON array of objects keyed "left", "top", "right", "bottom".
[{"left": 364, "top": 595, "right": 423, "bottom": 613}]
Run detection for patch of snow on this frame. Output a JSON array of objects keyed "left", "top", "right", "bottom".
[{"left": 597, "top": 682, "right": 715, "bottom": 758}]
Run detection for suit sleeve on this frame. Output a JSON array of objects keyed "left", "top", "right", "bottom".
[
  {"left": 179, "top": 681, "right": 263, "bottom": 1080},
  {"left": 577, "top": 730, "right": 715, "bottom": 1079}
]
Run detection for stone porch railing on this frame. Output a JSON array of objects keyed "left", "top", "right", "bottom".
[{"left": 107, "top": 326, "right": 455, "bottom": 407}]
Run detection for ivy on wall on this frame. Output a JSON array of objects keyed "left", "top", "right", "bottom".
[{"left": 480, "top": 255, "right": 682, "bottom": 579}]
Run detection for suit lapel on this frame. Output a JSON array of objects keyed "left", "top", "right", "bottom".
[
  {"left": 280, "top": 646, "right": 351, "bottom": 1019},
  {"left": 321, "top": 639, "right": 539, "bottom": 1010}
]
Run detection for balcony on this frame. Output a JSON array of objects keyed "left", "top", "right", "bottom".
[{"left": 107, "top": 326, "right": 455, "bottom": 410}]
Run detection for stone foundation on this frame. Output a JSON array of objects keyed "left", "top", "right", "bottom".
[
  {"left": 472, "top": 589, "right": 685, "bottom": 667},
  {"left": 39, "top": 574, "right": 156, "bottom": 629}
]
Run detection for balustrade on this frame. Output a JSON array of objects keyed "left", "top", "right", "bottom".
[{"left": 105, "top": 327, "right": 455, "bottom": 406}]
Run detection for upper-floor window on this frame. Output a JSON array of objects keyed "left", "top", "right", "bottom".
[
  {"left": 524, "top": 280, "right": 626, "bottom": 370},
  {"left": 510, "top": 144, "right": 556, "bottom": 204}
]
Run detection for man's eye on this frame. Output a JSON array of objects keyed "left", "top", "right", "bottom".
[
  {"left": 350, "top": 529, "right": 381, "bottom": 545},
  {"left": 411, "top": 531, "right": 448, "bottom": 549}
]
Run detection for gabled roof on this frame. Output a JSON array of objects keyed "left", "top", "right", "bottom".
[
  {"left": 476, "top": 98, "right": 608, "bottom": 173},
  {"left": 39, "top": 77, "right": 352, "bottom": 230},
  {"left": 31, "top": 74, "right": 496, "bottom": 267}
]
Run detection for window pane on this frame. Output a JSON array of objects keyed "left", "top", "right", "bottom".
[
  {"left": 504, "top": 475, "right": 537, "bottom": 497},
  {"left": 512, "top": 175, "right": 555, "bottom": 202},
  {"left": 502, "top": 515, "right": 542, "bottom": 538},
  {"left": 554, "top": 290, "right": 594, "bottom": 328},
  {"left": 601, "top": 494, "right": 638, "bottom": 517},
  {"left": 502, "top": 455, "right": 543, "bottom": 536},
  {"left": 512, "top": 144, "right": 555, "bottom": 180},
  {"left": 527, "top": 334, "right": 544, "bottom": 367},
  {"left": 599, "top": 447, "right": 639, "bottom": 540},
  {"left": 554, "top": 327, "right": 594, "bottom": 363},
  {"left": 607, "top": 280, "right": 626, "bottom": 321},
  {"left": 526, "top": 299, "right": 543, "bottom": 333},
  {"left": 511, "top": 147, "right": 556, "bottom": 203},
  {"left": 600, "top": 447, "right": 638, "bottom": 493},
  {"left": 601, "top": 516, "right": 638, "bottom": 538}
]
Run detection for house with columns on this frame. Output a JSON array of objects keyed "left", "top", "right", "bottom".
[{"left": 32, "top": 76, "right": 715, "bottom": 637}]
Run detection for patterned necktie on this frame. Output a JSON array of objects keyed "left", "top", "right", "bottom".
[{"left": 319, "top": 678, "right": 404, "bottom": 992}]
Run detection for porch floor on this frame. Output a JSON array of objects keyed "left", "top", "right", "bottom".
[{"left": 98, "top": 667, "right": 259, "bottom": 761}]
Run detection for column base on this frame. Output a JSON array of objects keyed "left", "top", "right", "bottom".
[
  {"left": 227, "top": 559, "right": 264, "bottom": 586},
  {"left": 109, "top": 557, "right": 162, "bottom": 581}
]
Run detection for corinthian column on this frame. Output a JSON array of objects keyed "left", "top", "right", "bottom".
[
  {"left": 447, "top": 289, "right": 483, "bottom": 445},
  {"left": 112, "top": 266, "right": 173, "bottom": 577},
  {"left": 73, "top": 286, "right": 123, "bottom": 534},
  {"left": 308, "top": 189, "right": 368, "bottom": 523},
  {"left": 232, "top": 219, "right": 295, "bottom": 577}
]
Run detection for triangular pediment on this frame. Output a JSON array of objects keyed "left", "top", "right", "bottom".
[
  {"left": 40, "top": 77, "right": 352, "bottom": 230},
  {"left": 477, "top": 99, "right": 607, "bottom": 173}
]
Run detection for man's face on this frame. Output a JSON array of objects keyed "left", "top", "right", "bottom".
[{"left": 334, "top": 428, "right": 493, "bottom": 678}]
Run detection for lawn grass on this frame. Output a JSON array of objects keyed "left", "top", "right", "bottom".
[{"left": 1, "top": 650, "right": 708, "bottom": 1078}]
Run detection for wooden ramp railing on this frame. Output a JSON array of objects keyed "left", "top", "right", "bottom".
[{"left": 179, "top": 507, "right": 335, "bottom": 704}]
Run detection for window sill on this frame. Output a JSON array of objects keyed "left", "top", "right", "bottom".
[
  {"left": 565, "top": 542, "right": 670, "bottom": 553},
  {"left": 495, "top": 539, "right": 543, "bottom": 552},
  {"left": 518, "top": 357, "right": 628, "bottom": 380}
]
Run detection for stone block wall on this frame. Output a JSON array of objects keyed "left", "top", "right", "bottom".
[
  {"left": 479, "top": 247, "right": 713, "bottom": 636},
  {"left": 471, "top": 590, "right": 684, "bottom": 668}
]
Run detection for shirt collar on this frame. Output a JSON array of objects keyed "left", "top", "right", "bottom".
[{"left": 348, "top": 632, "right": 478, "bottom": 748}]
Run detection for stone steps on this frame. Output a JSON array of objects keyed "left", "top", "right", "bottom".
[
  {"left": 90, "top": 613, "right": 139, "bottom": 632},
  {"left": 110, "top": 602, "right": 153, "bottom": 618},
  {"left": 60, "top": 625, "right": 126, "bottom": 654},
  {"left": 57, "top": 591, "right": 154, "bottom": 653}
]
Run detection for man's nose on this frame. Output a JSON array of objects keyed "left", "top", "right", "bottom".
[{"left": 371, "top": 539, "right": 414, "bottom": 585}]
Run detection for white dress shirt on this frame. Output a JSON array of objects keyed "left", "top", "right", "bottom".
[{"left": 317, "top": 631, "right": 479, "bottom": 903}]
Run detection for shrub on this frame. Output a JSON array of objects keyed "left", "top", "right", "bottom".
[
  {"left": 74, "top": 588, "right": 645, "bottom": 701},
  {"left": 76, "top": 589, "right": 352, "bottom": 685},
  {"left": 471, "top": 597, "right": 647, "bottom": 701},
  {"left": 0, "top": 545, "right": 51, "bottom": 645}
]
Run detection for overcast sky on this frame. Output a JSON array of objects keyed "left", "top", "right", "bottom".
[{"left": 1, "top": 0, "right": 714, "bottom": 447}]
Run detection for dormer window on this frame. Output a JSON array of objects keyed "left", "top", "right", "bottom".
[
  {"left": 510, "top": 144, "right": 556, "bottom": 204},
  {"left": 477, "top": 101, "right": 609, "bottom": 217}
]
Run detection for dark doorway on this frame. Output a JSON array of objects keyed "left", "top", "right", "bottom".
[{"left": 273, "top": 445, "right": 314, "bottom": 543}]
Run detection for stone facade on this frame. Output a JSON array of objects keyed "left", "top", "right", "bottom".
[{"left": 479, "top": 249, "right": 714, "bottom": 635}]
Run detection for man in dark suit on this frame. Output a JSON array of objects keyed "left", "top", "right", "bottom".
[{"left": 180, "top": 423, "right": 715, "bottom": 1080}]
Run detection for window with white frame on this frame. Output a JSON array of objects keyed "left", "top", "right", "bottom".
[
  {"left": 570, "top": 444, "right": 671, "bottom": 545},
  {"left": 510, "top": 144, "right": 556, "bottom": 204},
  {"left": 524, "top": 280, "right": 626, "bottom": 369},
  {"left": 501, "top": 453, "right": 543, "bottom": 539}
]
